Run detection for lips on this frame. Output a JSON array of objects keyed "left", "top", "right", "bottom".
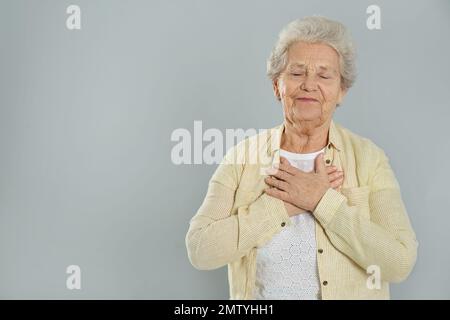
[{"left": 297, "top": 97, "right": 318, "bottom": 102}]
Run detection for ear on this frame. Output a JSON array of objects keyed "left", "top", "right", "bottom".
[
  {"left": 272, "top": 80, "right": 281, "bottom": 101},
  {"left": 337, "top": 87, "right": 348, "bottom": 105}
]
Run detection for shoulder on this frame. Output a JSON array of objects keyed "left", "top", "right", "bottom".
[
  {"left": 335, "top": 122, "right": 390, "bottom": 186},
  {"left": 340, "top": 124, "right": 400, "bottom": 190},
  {"left": 214, "top": 127, "right": 271, "bottom": 187},
  {"left": 336, "top": 122, "right": 385, "bottom": 160}
]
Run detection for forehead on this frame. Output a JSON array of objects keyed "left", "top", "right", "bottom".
[{"left": 286, "top": 41, "right": 340, "bottom": 70}]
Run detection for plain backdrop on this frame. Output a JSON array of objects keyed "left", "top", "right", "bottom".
[{"left": 0, "top": 0, "right": 449, "bottom": 299}]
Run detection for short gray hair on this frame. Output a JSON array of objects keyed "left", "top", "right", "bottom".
[{"left": 267, "top": 16, "right": 356, "bottom": 90}]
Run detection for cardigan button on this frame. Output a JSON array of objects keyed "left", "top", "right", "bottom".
[
  {"left": 281, "top": 222, "right": 286, "bottom": 227},
  {"left": 318, "top": 249, "right": 323, "bottom": 254},
  {"left": 325, "top": 159, "right": 331, "bottom": 164},
  {"left": 323, "top": 281, "right": 328, "bottom": 286}
]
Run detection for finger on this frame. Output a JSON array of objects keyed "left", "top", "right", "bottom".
[
  {"left": 326, "top": 166, "right": 338, "bottom": 174},
  {"left": 330, "top": 172, "right": 343, "bottom": 183},
  {"left": 279, "top": 156, "right": 291, "bottom": 166},
  {"left": 278, "top": 157, "right": 300, "bottom": 176},
  {"left": 330, "top": 176, "right": 344, "bottom": 189},
  {"left": 269, "top": 168, "right": 292, "bottom": 182},
  {"left": 328, "top": 171, "right": 344, "bottom": 181},
  {"left": 265, "top": 176, "right": 289, "bottom": 191},
  {"left": 264, "top": 187, "right": 290, "bottom": 202},
  {"left": 314, "top": 153, "right": 327, "bottom": 174}
]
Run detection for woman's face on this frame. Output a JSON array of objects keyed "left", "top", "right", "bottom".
[{"left": 273, "top": 41, "right": 347, "bottom": 130}]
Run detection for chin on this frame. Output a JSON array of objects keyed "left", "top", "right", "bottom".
[{"left": 292, "top": 109, "right": 322, "bottom": 122}]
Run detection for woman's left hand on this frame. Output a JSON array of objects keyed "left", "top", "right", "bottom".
[{"left": 264, "top": 154, "right": 333, "bottom": 212}]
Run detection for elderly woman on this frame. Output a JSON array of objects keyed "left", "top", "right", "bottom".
[{"left": 185, "top": 16, "right": 418, "bottom": 300}]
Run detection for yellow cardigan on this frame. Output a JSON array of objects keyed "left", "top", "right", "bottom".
[{"left": 185, "top": 119, "right": 418, "bottom": 299}]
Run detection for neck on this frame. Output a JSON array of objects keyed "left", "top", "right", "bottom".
[{"left": 280, "top": 119, "right": 330, "bottom": 153}]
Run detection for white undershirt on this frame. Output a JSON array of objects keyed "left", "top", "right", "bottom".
[{"left": 253, "top": 147, "right": 326, "bottom": 300}]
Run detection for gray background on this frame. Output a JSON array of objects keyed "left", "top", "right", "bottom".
[{"left": 0, "top": 0, "right": 449, "bottom": 299}]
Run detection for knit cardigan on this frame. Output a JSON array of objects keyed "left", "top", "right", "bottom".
[{"left": 185, "top": 119, "right": 418, "bottom": 299}]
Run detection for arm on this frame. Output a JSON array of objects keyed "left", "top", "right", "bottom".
[
  {"left": 312, "top": 148, "right": 418, "bottom": 282},
  {"left": 185, "top": 148, "right": 290, "bottom": 270}
]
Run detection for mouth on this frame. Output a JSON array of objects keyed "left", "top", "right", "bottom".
[{"left": 296, "top": 97, "right": 319, "bottom": 103}]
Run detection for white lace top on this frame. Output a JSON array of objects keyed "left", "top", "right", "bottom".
[{"left": 253, "top": 147, "right": 326, "bottom": 300}]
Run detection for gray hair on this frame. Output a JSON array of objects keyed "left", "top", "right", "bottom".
[{"left": 267, "top": 16, "right": 356, "bottom": 90}]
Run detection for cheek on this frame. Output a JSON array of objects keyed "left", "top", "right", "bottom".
[
  {"left": 321, "top": 86, "right": 341, "bottom": 104},
  {"left": 279, "top": 81, "right": 297, "bottom": 99}
]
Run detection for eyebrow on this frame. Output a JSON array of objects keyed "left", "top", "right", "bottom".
[{"left": 288, "top": 63, "right": 338, "bottom": 75}]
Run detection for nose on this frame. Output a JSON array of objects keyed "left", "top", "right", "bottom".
[{"left": 301, "top": 74, "right": 318, "bottom": 92}]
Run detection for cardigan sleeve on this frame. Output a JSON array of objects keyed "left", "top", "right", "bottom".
[
  {"left": 185, "top": 147, "right": 291, "bottom": 271},
  {"left": 312, "top": 147, "right": 418, "bottom": 283}
]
